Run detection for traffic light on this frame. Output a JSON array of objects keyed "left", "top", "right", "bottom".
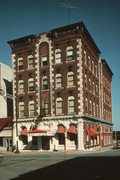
[{"left": 97, "top": 125, "right": 102, "bottom": 133}]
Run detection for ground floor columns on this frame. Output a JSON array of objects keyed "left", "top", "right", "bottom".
[{"left": 77, "top": 119, "right": 84, "bottom": 150}]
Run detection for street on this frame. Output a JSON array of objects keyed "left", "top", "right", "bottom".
[{"left": 0, "top": 149, "right": 120, "bottom": 180}]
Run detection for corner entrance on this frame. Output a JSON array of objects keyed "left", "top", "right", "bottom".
[{"left": 42, "top": 136, "right": 50, "bottom": 150}]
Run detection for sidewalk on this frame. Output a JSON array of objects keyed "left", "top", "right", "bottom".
[{"left": 3, "top": 145, "right": 113, "bottom": 156}]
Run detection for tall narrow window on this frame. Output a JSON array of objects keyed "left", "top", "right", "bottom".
[
  {"left": 67, "top": 46, "right": 74, "bottom": 61},
  {"left": 55, "top": 49, "right": 62, "bottom": 63},
  {"left": 92, "top": 61, "right": 94, "bottom": 74},
  {"left": 41, "top": 55, "right": 48, "bottom": 66},
  {"left": 92, "top": 82, "right": 95, "bottom": 94},
  {"left": 68, "top": 96, "right": 75, "bottom": 114},
  {"left": 19, "top": 102, "right": 25, "bottom": 118},
  {"left": 18, "top": 80, "right": 24, "bottom": 93},
  {"left": 18, "top": 57, "right": 24, "bottom": 70},
  {"left": 89, "top": 100, "right": 92, "bottom": 115},
  {"left": 29, "top": 101, "right": 35, "bottom": 117},
  {"left": 56, "top": 73, "right": 62, "bottom": 88},
  {"left": 67, "top": 71, "right": 74, "bottom": 87},
  {"left": 42, "top": 102, "right": 49, "bottom": 116},
  {"left": 83, "top": 50, "right": 87, "bottom": 65},
  {"left": 42, "top": 77, "right": 48, "bottom": 90},
  {"left": 93, "top": 102, "right": 95, "bottom": 117},
  {"left": 84, "top": 74, "right": 87, "bottom": 88},
  {"left": 85, "top": 97, "right": 88, "bottom": 114},
  {"left": 28, "top": 55, "right": 34, "bottom": 69},
  {"left": 56, "top": 97, "right": 63, "bottom": 115},
  {"left": 28, "top": 78, "right": 34, "bottom": 91}
]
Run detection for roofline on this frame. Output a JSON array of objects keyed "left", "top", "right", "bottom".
[
  {"left": 49, "top": 21, "right": 101, "bottom": 54},
  {"left": 102, "top": 59, "right": 113, "bottom": 76},
  {"left": 7, "top": 34, "right": 35, "bottom": 45}
]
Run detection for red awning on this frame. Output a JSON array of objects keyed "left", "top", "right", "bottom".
[
  {"left": 56, "top": 126, "right": 65, "bottom": 134},
  {"left": 0, "top": 118, "right": 13, "bottom": 128},
  {"left": 20, "top": 129, "right": 28, "bottom": 136},
  {"left": 86, "top": 127, "right": 100, "bottom": 136},
  {"left": 29, "top": 129, "right": 47, "bottom": 133},
  {"left": 68, "top": 125, "right": 77, "bottom": 134}
]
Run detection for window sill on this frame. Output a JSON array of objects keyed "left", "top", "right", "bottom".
[
  {"left": 66, "top": 59, "right": 75, "bottom": 63},
  {"left": 42, "top": 89, "right": 49, "bottom": 92},
  {"left": 27, "top": 91, "right": 36, "bottom": 93},
  {"left": 66, "top": 86, "right": 76, "bottom": 89}
]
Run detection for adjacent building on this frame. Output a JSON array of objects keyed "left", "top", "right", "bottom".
[
  {"left": 0, "top": 62, "right": 13, "bottom": 151},
  {"left": 8, "top": 22, "right": 113, "bottom": 151}
]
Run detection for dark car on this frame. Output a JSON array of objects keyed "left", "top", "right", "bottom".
[{"left": 113, "top": 140, "right": 120, "bottom": 149}]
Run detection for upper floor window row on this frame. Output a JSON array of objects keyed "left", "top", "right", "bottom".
[
  {"left": 18, "top": 78, "right": 35, "bottom": 93},
  {"left": 55, "top": 46, "right": 74, "bottom": 64},
  {"left": 17, "top": 55, "right": 34, "bottom": 71}
]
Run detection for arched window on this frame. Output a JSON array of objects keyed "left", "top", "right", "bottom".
[
  {"left": 67, "top": 71, "right": 74, "bottom": 87},
  {"left": 41, "top": 55, "right": 48, "bottom": 66},
  {"left": 42, "top": 76, "right": 48, "bottom": 90},
  {"left": 67, "top": 46, "right": 74, "bottom": 61},
  {"left": 56, "top": 97, "right": 63, "bottom": 115},
  {"left": 56, "top": 73, "right": 62, "bottom": 88},
  {"left": 85, "top": 97, "right": 88, "bottom": 114},
  {"left": 18, "top": 57, "right": 24, "bottom": 70},
  {"left": 28, "top": 55, "right": 34, "bottom": 69},
  {"left": 84, "top": 74, "right": 87, "bottom": 88},
  {"left": 83, "top": 50, "right": 87, "bottom": 65},
  {"left": 55, "top": 49, "right": 62, "bottom": 64},
  {"left": 29, "top": 100, "right": 35, "bottom": 117},
  {"left": 18, "top": 80, "right": 24, "bottom": 93},
  {"left": 68, "top": 96, "right": 75, "bottom": 114},
  {"left": 28, "top": 78, "right": 34, "bottom": 91},
  {"left": 89, "top": 99, "right": 92, "bottom": 115},
  {"left": 19, "top": 102, "right": 25, "bottom": 118}
]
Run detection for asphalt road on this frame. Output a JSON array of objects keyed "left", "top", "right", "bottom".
[{"left": 0, "top": 149, "right": 120, "bottom": 180}]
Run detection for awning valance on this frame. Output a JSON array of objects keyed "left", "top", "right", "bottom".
[
  {"left": 29, "top": 129, "right": 47, "bottom": 133},
  {"left": 86, "top": 127, "right": 100, "bottom": 136},
  {"left": 56, "top": 125, "right": 65, "bottom": 134},
  {"left": 20, "top": 129, "right": 28, "bottom": 136},
  {"left": 68, "top": 125, "right": 77, "bottom": 134}
]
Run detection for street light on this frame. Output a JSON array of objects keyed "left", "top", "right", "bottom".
[{"left": 14, "top": 96, "right": 20, "bottom": 154}]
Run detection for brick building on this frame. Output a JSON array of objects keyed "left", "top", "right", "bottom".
[{"left": 8, "top": 22, "right": 113, "bottom": 151}]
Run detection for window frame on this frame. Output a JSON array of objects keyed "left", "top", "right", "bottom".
[
  {"left": 67, "top": 71, "right": 74, "bottom": 87},
  {"left": 41, "top": 55, "right": 48, "bottom": 66},
  {"left": 29, "top": 100, "right": 35, "bottom": 117},
  {"left": 28, "top": 55, "right": 34, "bottom": 69},
  {"left": 18, "top": 80, "right": 24, "bottom": 93},
  {"left": 28, "top": 78, "right": 35, "bottom": 92},
  {"left": 42, "top": 76, "right": 49, "bottom": 90},
  {"left": 55, "top": 49, "right": 62, "bottom": 64},
  {"left": 67, "top": 46, "right": 74, "bottom": 61},
  {"left": 56, "top": 97, "right": 63, "bottom": 115},
  {"left": 19, "top": 102, "right": 25, "bottom": 118},
  {"left": 56, "top": 73, "right": 62, "bottom": 88},
  {"left": 18, "top": 57, "right": 24, "bottom": 70},
  {"left": 68, "top": 96, "right": 75, "bottom": 114}
]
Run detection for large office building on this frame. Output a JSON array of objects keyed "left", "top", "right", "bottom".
[{"left": 8, "top": 22, "right": 113, "bottom": 151}]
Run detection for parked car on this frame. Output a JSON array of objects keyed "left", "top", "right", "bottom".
[{"left": 113, "top": 140, "right": 120, "bottom": 149}]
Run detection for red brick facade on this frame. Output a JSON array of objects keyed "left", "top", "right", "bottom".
[{"left": 8, "top": 22, "right": 113, "bottom": 151}]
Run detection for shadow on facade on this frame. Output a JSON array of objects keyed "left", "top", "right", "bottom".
[{"left": 11, "top": 156, "right": 120, "bottom": 180}]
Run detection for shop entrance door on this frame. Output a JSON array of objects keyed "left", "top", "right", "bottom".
[{"left": 42, "top": 137, "right": 50, "bottom": 150}]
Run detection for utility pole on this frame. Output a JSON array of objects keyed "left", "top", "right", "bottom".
[{"left": 60, "top": 2, "right": 80, "bottom": 24}]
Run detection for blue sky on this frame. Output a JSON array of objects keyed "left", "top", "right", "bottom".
[{"left": 0, "top": 0, "right": 120, "bottom": 130}]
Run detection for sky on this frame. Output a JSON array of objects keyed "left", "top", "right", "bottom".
[{"left": 0, "top": 0, "right": 120, "bottom": 130}]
